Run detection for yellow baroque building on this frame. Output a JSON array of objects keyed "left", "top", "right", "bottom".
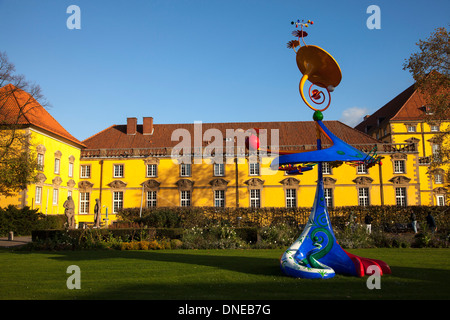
[
  {"left": 1, "top": 82, "right": 446, "bottom": 226},
  {"left": 355, "top": 83, "right": 449, "bottom": 206},
  {"left": 78, "top": 116, "right": 420, "bottom": 224},
  {"left": 0, "top": 84, "right": 85, "bottom": 215}
]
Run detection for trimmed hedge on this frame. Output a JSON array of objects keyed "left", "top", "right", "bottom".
[
  {"left": 32, "top": 227, "right": 184, "bottom": 243},
  {"left": 116, "top": 205, "right": 450, "bottom": 230},
  {"left": 0, "top": 205, "right": 66, "bottom": 236}
]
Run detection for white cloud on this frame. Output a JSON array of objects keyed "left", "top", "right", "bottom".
[{"left": 339, "top": 106, "right": 370, "bottom": 127}]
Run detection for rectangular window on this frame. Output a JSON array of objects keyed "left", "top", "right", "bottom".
[
  {"left": 37, "top": 154, "right": 44, "bottom": 171},
  {"left": 435, "top": 174, "right": 443, "bottom": 184},
  {"left": 52, "top": 188, "right": 58, "bottom": 205},
  {"left": 357, "top": 163, "right": 367, "bottom": 174},
  {"left": 393, "top": 160, "right": 405, "bottom": 173},
  {"left": 180, "top": 190, "right": 191, "bottom": 207},
  {"left": 407, "top": 125, "right": 416, "bottom": 132},
  {"left": 431, "top": 125, "right": 439, "bottom": 132},
  {"left": 214, "top": 163, "right": 225, "bottom": 176},
  {"left": 358, "top": 188, "right": 370, "bottom": 207},
  {"left": 249, "top": 162, "right": 260, "bottom": 176},
  {"left": 35, "top": 186, "right": 42, "bottom": 204},
  {"left": 81, "top": 165, "right": 91, "bottom": 178},
  {"left": 68, "top": 162, "right": 74, "bottom": 178},
  {"left": 395, "top": 187, "right": 407, "bottom": 207},
  {"left": 113, "top": 191, "right": 123, "bottom": 213},
  {"left": 180, "top": 163, "right": 191, "bottom": 177},
  {"left": 432, "top": 144, "right": 440, "bottom": 161},
  {"left": 436, "top": 195, "right": 445, "bottom": 206},
  {"left": 214, "top": 190, "right": 225, "bottom": 208},
  {"left": 113, "top": 164, "right": 124, "bottom": 178},
  {"left": 146, "top": 164, "right": 157, "bottom": 177},
  {"left": 285, "top": 189, "right": 297, "bottom": 208},
  {"left": 80, "top": 192, "right": 90, "bottom": 214},
  {"left": 250, "top": 189, "right": 261, "bottom": 208},
  {"left": 54, "top": 158, "right": 60, "bottom": 174},
  {"left": 146, "top": 191, "right": 157, "bottom": 208},
  {"left": 322, "top": 162, "right": 331, "bottom": 174},
  {"left": 324, "top": 188, "right": 333, "bottom": 208}
]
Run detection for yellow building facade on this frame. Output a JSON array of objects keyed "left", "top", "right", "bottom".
[
  {"left": 0, "top": 84, "right": 85, "bottom": 218},
  {"left": 77, "top": 116, "right": 420, "bottom": 224},
  {"left": 1, "top": 82, "right": 446, "bottom": 227},
  {"left": 356, "top": 83, "right": 449, "bottom": 206}
]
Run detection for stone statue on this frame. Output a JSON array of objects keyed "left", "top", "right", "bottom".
[
  {"left": 63, "top": 196, "right": 75, "bottom": 229},
  {"left": 94, "top": 198, "right": 101, "bottom": 228}
]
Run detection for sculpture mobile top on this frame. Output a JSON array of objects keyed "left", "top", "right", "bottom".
[{"left": 269, "top": 19, "right": 382, "bottom": 176}]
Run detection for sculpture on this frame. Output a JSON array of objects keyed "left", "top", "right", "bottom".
[
  {"left": 269, "top": 19, "right": 390, "bottom": 279},
  {"left": 63, "top": 196, "right": 75, "bottom": 229}
]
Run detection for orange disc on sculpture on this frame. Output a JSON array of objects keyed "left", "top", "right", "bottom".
[{"left": 296, "top": 45, "right": 342, "bottom": 88}]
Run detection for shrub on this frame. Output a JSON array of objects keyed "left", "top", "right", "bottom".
[
  {"left": 181, "top": 224, "right": 248, "bottom": 249},
  {"left": 256, "top": 224, "right": 299, "bottom": 249}
]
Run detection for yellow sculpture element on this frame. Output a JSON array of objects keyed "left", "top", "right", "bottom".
[{"left": 296, "top": 45, "right": 342, "bottom": 112}]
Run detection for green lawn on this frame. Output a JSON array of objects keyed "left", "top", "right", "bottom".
[{"left": 0, "top": 248, "right": 449, "bottom": 300}]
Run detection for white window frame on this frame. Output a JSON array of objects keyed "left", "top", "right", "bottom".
[
  {"left": 358, "top": 187, "right": 370, "bottom": 207},
  {"left": 52, "top": 188, "right": 59, "bottom": 205},
  {"left": 35, "top": 186, "right": 42, "bottom": 204},
  {"left": 436, "top": 195, "right": 445, "bottom": 206},
  {"left": 430, "top": 125, "right": 439, "bottom": 132},
  {"left": 214, "top": 190, "right": 225, "bottom": 208},
  {"left": 432, "top": 144, "right": 440, "bottom": 160},
  {"left": 324, "top": 188, "right": 333, "bottom": 208},
  {"left": 80, "top": 192, "right": 90, "bottom": 214},
  {"left": 357, "top": 163, "right": 367, "bottom": 174},
  {"left": 37, "top": 153, "right": 44, "bottom": 171},
  {"left": 113, "top": 191, "right": 123, "bottom": 213},
  {"left": 180, "top": 163, "right": 191, "bottom": 177},
  {"left": 146, "top": 190, "right": 157, "bottom": 208},
  {"left": 395, "top": 187, "right": 407, "bottom": 207},
  {"left": 322, "top": 162, "right": 331, "bottom": 175},
  {"left": 54, "top": 158, "right": 60, "bottom": 174},
  {"left": 146, "top": 164, "right": 157, "bottom": 177},
  {"left": 214, "top": 163, "right": 225, "bottom": 177},
  {"left": 249, "top": 162, "right": 260, "bottom": 176},
  {"left": 285, "top": 188, "right": 297, "bottom": 208},
  {"left": 407, "top": 125, "right": 416, "bottom": 133},
  {"left": 394, "top": 160, "right": 405, "bottom": 174},
  {"left": 180, "top": 190, "right": 191, "bottom": 207},
  {"left": 250, "top": 189, "right": 261, "bottom": 208},
  {"left": 435, "top": 173, "right": 443, "bottom": 184},
  {"left": 81, "top": 165, "right": 91, "bottom": 178},
  {"left": 113, "top": 164, "right": 124, "bottom": 178},
  {"left": 68, "top": 162, "right": 74, "bottom": 178}
]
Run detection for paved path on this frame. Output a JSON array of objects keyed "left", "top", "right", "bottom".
[{"left": 0, "top": 236, "right": 32, "bottom": 248}]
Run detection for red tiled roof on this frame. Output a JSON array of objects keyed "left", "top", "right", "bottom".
[
  {"left": 81, "top": 119, "right": 380, "bottom": 157},
  {"left": 354, "top": 84, "right": 418, "bottom": 132},
  {"left": 354, "top": 81, "right": 450, "bottom": 133},
  {"left": 0, "top": 84, "right": 85, "bottom": 148}
]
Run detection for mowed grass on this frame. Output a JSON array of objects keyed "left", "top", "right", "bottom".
[{"left": 0, "top": 248, "right": 449, "bottom": 300}]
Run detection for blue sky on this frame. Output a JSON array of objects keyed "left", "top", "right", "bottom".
[{"left": 0, "top": 0, "right": 449, "bottom": 141}]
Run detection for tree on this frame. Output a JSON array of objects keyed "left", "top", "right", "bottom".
[
  {"left": 403, "top": 26, "right": 450, "bottom": 194},
  {"left": 0, "top": 52, "right": 47, "bottom": 197}
]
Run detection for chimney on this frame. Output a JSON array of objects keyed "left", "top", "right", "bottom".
[
  {"left": 127, "top": 117, "right": 137, "bottom": 135},
  {"left": 143, "top": 117, "right": 154, "bottom": 135}
]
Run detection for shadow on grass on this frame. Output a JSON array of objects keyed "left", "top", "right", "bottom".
[
  {"left": 11, "top": 249, "right": 282, "bottom": 276},
  {"left": 5, "top": 249, "right": 450, "bottom": 299}
]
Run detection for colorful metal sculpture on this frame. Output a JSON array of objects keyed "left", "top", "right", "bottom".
[{"left": 273, "top": 20, "right": 389, "bottom": 279}]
